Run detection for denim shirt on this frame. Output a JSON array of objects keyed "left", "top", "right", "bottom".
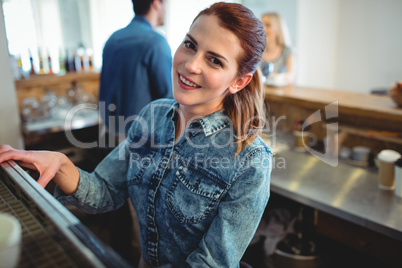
[
  {"left": 99, "top": 15, "right": 173, "bottom": 134},
  {"left": 55, "top": 99, "right": 272, "bottom": 268}
]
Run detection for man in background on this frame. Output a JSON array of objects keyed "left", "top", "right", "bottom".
[{"left": 99, "top": 0, "right": 172, "bottom": 141}]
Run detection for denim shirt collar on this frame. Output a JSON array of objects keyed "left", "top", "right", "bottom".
[{"left": 165, "top": 102, "right": 231, "bottom": 137}]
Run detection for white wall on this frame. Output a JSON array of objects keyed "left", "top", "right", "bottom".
[
  {"left": 88, "top": 0, "right": 133, "bottom": 70},
  {"left": 296, "top": 0, "right": 339, "bottom": 89},
  {"left": 0, "top": 2, "right": 23, "bottom": 149},
  {"left": 294, "top": 0, "right": 402, "bottom": 92},
  {"left": 336, "top": 0, "right": 402, "bottom": 93}
]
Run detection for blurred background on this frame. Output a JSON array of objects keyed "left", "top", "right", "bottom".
[
  {"left": 3, "top": 0, "right": 402, "bottom": 94},
  {"left": 1, "top": 1, "right": 402, "bottom": 267}
]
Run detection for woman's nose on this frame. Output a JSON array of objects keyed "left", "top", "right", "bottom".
[{"left": 185, "top": 54, "right": 202, "bottom": 74}]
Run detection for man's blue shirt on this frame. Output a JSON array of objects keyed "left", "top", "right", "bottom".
[{"left": 99, "top": 15, "right": 173, "bottom": 134}]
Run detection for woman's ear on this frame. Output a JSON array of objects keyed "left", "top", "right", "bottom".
[{"left": 228, "top": 72, "right": 253, "bottom": 94}]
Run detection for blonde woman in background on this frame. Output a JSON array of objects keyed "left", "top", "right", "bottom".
[{"left": 260, "top": 12, "right": 295, "bottom": 86}]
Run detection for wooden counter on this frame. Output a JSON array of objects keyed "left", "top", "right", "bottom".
[
  {"left": 265, "top": 85, "right": 402, "bottom": 122},
  {"left": 15, "top": 72, "right": 100, "bottom": 89},
  {"left": 264, "top": 85, "right": 402, "bottom": 153}
]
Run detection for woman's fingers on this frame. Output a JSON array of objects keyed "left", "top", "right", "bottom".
[
  {"left": 0, "top": 147, "right": 26, "bottom": 164},
  {"left": 0, "top": 144, "right": 14, "bottom": 163},
  {"left": 36, "top": 160, "right": 60, "bottom": 188},
  {"left": 0, "top": 145, "right": 76, "bottom": 192},
  {"left": 37, "top": 173, "right": 54, "bottom": 188},
  {"left": 0, "top": 149, "right": 37, "bottom": 171},
  {"left": 1, "top": 146, "right": 58, "bottom": 186}
]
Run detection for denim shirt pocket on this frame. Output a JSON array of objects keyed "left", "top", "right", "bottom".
[
  {"left": 165, "top": 163, "right": 227, "bottom": 224},
  {"left": 127, "top": 148, "right": 156, "bottom": 186}
]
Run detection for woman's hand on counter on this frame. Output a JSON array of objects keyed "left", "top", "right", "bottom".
[{"left": 0, "top": 144, "right": 79, "bottom": 195}]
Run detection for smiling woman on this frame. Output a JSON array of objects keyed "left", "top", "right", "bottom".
[
  {"left": 173, "top": 3, "right": 267, "bottom": 154},
  {"left": 0, "top": 2, "right": 272, "bottom": 267}
]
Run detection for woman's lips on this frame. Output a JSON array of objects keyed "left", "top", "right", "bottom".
[{"left": 178, "top": 73, "right": 201, "bottom": 90}]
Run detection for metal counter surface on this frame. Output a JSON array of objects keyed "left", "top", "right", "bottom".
[
  {"left": 22, "top": 104, "right": 100, "bottom": 135},
  {"left": 270, "top": 149, "right": 402, "bottom": 242}
]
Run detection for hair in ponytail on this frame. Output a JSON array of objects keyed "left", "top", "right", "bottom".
[{"left": 225, "top": 69, "right": 265, "bottom": 154}]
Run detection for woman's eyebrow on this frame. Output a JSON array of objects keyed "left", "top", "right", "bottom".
[
  {"left": 186, "top": 34, "right": 198, "bottom": 46},
  {"left": 208, "top": 51, "right": 229, "bottom": 63},
  {"left": 186, "top": 33, "right": 229, "bottom": 63}
]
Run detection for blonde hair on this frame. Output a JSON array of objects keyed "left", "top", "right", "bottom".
[{"left": 262, "top": 12, "right": 286, "bottom": 47}]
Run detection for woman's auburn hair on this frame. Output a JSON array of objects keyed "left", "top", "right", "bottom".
[{"left": 193, "top": 2, "right": 267, "bottom": 154}]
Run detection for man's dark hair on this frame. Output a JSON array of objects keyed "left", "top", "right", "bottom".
[{"left": 132, "top": 0, "right": 162, "bottom": 15}]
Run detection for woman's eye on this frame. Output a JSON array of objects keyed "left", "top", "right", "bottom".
[
  {"left": 183, "top": 40, "right": 196, "bottom": 50},
  {"left": 210, "top": 57, "right": 222, "bottom": 67}
]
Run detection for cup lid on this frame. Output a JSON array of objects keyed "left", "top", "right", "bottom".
[{"left": 377, "top": 149, "right": 401, "bottom": 163}]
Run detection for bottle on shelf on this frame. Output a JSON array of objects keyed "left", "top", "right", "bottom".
[
  {"left": 58, "top": 48, "right": 66, "bottom": 75},
  {"left": 64, "top": 49, "right": 70, "bottom": 73},
  {"left": 65, "top": 49, "right": 75, "bottom": 73},
  {"left": 88, "top": 52, "right": 93, "bottom": 72},
  {"left": 38, "top": 49, "right": 45, "bottom": 74},
  {"left": 29, "top": 49, "right": 35, "bottom": 75},
  {"left": 17, "top": 55, "right": 24, "bottom": 79},
  {"left": 47, "top": 50, "right": 54, "bottom": 75},
  {"left": 75, "top": 44, "right": 85, "bottom": 72},
  {"left": 72, "top": 50, "right": 78, "bottom": 72},
  {"left": 85, "top": 47, "right": 94, "bottom": 72}
]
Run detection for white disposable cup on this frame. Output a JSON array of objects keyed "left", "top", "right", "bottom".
[
  {"left": 377, "top": 150, "right": 401, "bottom": 190},
  {"left": 0, "top": 213, "right": 22, "bottom": 268}
]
